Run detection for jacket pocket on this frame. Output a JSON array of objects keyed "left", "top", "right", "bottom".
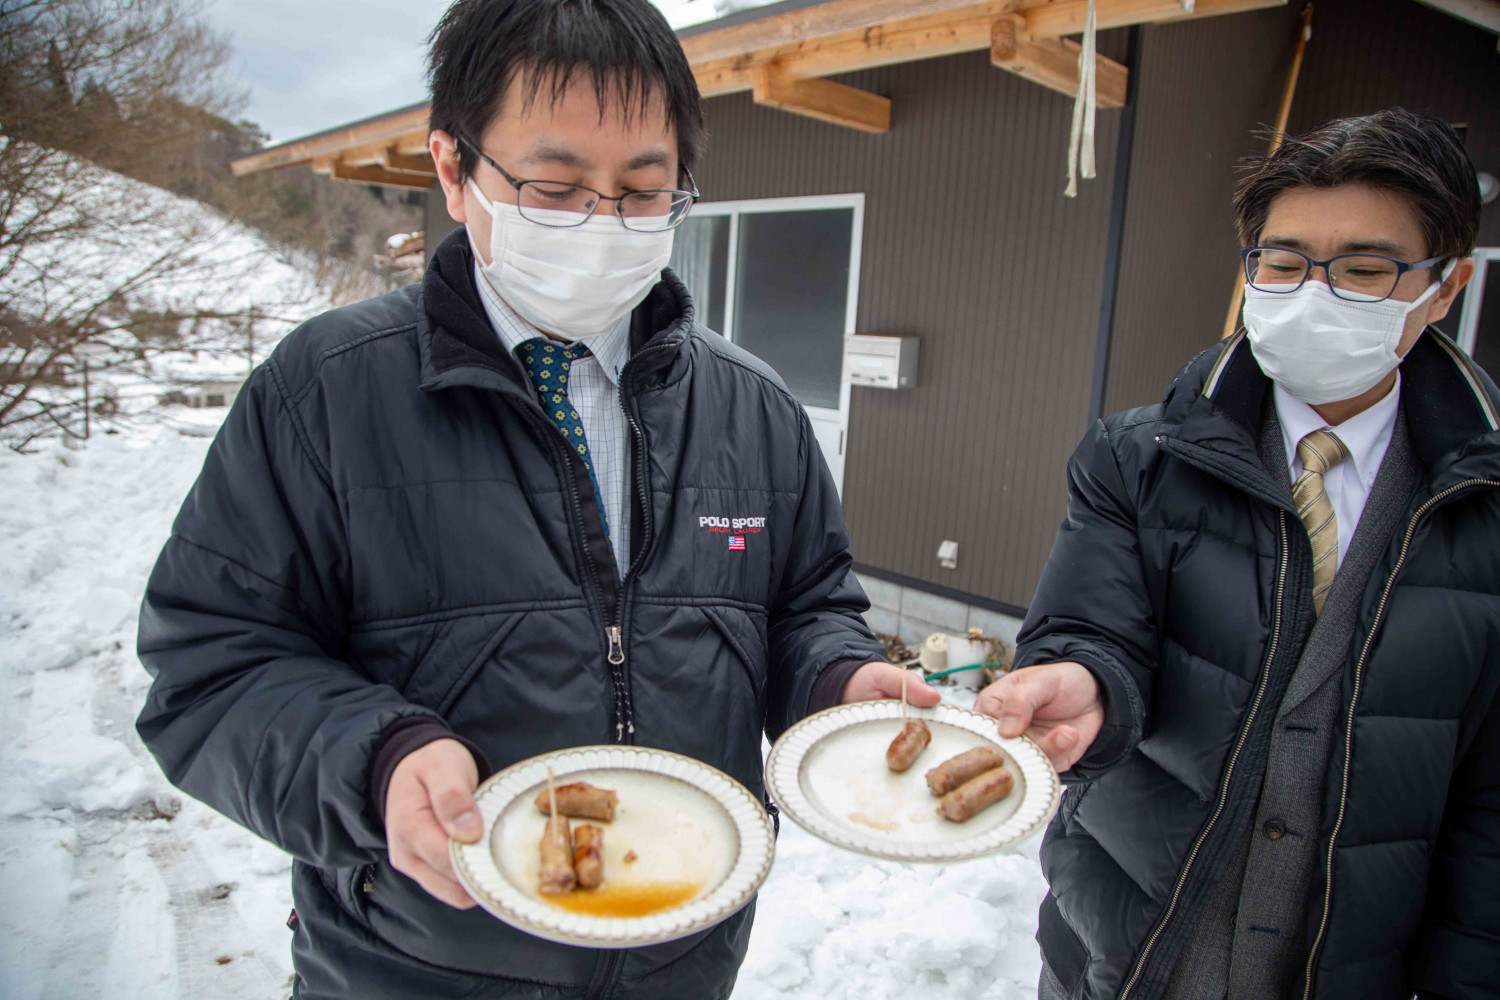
[
  {"left": 387, "top": 613, "right": 523, "bottom": 713},
  {"left": 701, "top": 605, "right": 767, "bottom": 722},
  {"left": 320, "top": 863, "right": 372, "bottom": 926}
]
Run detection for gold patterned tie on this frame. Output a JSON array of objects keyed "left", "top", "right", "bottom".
[{"left": 1292, "top": 429, "right": 1350, "bottom": 615}]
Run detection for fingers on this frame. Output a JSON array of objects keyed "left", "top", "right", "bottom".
[
  {"left": 1033, "top": 725, "right": 1085, "bottom": 773},
  {"left": 385, "top": 739, "right": 483, "bottom": 908},
  {"left": 389, "top": 808, "right": 476, "bottom": 909},
  {"left": 422, "top": 767, "right": 482, "bottom": 843},
  {"left": 977, "top": 668, "right": 1057, "bottom": 739},
  {"left": 840, "top": 662, "right": 942, "bottom": 706},
  {"left": 389, "top": 841, "right": 476, "bottom": 909},
  {"left": 882, "top": 665, "right": 942, "bottom": 707}
]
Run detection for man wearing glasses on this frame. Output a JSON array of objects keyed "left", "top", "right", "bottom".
[
  {"left": 980, "top": 109, "right": 1499, "bottom": 999},
  {"left": 134, "top": 1, "right": 933, "bottom": 997}
]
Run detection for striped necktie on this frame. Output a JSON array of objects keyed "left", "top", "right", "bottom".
[
  {"left": 517, "top": 338, "right": 610, "bottom": 541},
  {"left": 1292, "top": 429, "right": 1349, "bottom": 615}
]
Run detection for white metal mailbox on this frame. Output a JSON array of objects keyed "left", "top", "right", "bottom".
[{"left": 843, "top": 334, "right": 919, "bottom": 389}]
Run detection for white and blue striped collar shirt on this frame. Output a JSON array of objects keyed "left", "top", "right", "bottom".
[{"left": 473, "top": 263, "right": 634, "bottom": 573}]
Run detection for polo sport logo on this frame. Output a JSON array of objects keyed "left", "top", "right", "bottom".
[{"left": 700, "top": 515, "right": 766, "bottom": 552}]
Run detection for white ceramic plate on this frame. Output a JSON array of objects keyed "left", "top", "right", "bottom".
[
  {"left": 765, "top": 702, "right": 1061, "bottom": 861},
  {"left": 451, "top": 745, "right": 774, "bottom": 948}
]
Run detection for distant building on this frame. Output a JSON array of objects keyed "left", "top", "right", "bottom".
[
  {"left": 178, "top": 379, "right": 245, "bottom": 409},
  {"left": 231, "top": 0, "right": 1500, "bottom": 643}
]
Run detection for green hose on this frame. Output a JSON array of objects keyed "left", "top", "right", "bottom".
[{"left": 923, "top": 661, "right": 995, "bottom": 682}]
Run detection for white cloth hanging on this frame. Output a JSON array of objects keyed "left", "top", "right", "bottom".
[{"left": 1064, "top": 0, "right": 1098, "bottom": 198}]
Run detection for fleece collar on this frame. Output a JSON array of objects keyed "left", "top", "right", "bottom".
[{"left": 416, "top": 227, "right": 696, "bottom": 396}]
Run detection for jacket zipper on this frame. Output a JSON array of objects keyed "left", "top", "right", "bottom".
[
  {"left": 598, "top": 343, "right": 674, "bottom": 741},
  {"left": 531, "top": 411, "right": 629, "bottom": 741},
  {"left": 1118, "top": 512, "right": 1290, "bottom": 1000},
  {"left": 579, "top": 348, "right": 672, "bottom": 1000},
  {"left": 1299, "top": 478, "right": 1499, "bottom": 998}
]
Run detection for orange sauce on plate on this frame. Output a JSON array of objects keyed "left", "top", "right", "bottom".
[{"left": 542, "top": 881, "right": 703, "bottom": 918}]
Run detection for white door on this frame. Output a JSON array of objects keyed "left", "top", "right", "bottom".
[{"left": 668, "top": 195, "right": 863, "bottom": 493}]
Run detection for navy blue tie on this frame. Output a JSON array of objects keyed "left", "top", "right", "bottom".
[{"left": 517, "top": 338, "right": 609, "bottom": 541}]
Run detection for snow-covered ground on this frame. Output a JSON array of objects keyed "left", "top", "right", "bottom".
[{"left": 0, "top": 420, "right": 1048, "bottom": 1000}]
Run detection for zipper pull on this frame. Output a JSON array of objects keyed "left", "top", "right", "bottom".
[
  {"left": 361, "top": 865, "right": 375, "bottom": 893},
  {"left": 607, "top": 626, "right": 625, "bottom": 665}
]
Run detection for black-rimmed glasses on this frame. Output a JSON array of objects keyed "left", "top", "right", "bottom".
[
  {"left": 1241, "top": 246, "right": 1445, "bottom": 302},
  {"left": 460, "top": 135, "right": 698, "bottom": 233}
]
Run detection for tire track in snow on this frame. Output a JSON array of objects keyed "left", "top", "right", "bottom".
[{"left": 147, "top": 838, "right": 290, "bottom": 999}]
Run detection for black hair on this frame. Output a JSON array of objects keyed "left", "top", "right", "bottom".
[
  {"left": 427, "top": 0, "right": 705, "bottom": 181},
  {"left": 1233, "top": 108, "right": 1480, "bottom": 265}
]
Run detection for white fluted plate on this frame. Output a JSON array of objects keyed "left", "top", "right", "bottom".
[
  {"left": 452, "top": 746, "right": 773, "bottom": 948},
  {"left": 766, "top": 702, "right": 1060, "bottom": 861}
]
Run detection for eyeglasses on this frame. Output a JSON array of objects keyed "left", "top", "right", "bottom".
[
  {"left": 1240, "top": 246, "right": 1446, "bottom": 302},
  {"left": 459, "top": 135, "right": 698, "bottom": 233}
]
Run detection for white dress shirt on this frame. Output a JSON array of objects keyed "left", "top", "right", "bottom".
[
  {"left": 473, "top": 263, "right": 633, "bottom": 573},
  {"left": 1274, "top": 373, "right": 1402, "bottom": 566}
]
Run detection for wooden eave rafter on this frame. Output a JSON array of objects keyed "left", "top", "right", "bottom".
[
  {"left": 699, "top": 0, "right": 1286, "bottom": 99},
  {"left": 991, "top": 15, "right": 1128, "bottom": 108},
  {"left": 230, "top": 0, "right": 1286, "bottom": 181}
]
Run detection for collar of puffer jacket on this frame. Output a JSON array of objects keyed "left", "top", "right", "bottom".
[
  {"left": 1161, "top": 328, "right": 1500, "bottom": 493},
  {"left": 416, "top": 226, "right": 694, "bottom": 395}
]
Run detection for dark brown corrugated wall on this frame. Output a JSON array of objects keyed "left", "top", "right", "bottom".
[
  {"left": 1286, "top": 0, "right": 1500, "bottom": 249},
  {"left": 1103, "top": 0, "right": 1500, "bottom": 414},
  {"left": 696, "top": 48, "right": 1125, "bottom": 609},
  {"left": 1102, "top": 4, "right": 1303, "bottom": 416}
]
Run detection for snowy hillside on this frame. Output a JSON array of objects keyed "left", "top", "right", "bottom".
[
  {"left": 0, "top": 420, "right": 1051, "bottom": 999},
  {"left": 1, "top": 143, "right": 374, "bottom": 446}
]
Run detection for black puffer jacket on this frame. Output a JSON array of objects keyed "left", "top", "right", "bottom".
[
  {"left": 136, "top": 231, "right": 885, "bottom": 999},
  {"left": 1016, "top": 330, "right": 1500, "bottom": 1000}
]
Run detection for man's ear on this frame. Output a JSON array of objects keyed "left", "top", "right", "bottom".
[
  {"left": 1424, "top": 257, "right": 1476, "bottom": 325},
  {"left": 430, "top": 130, "right": 468, "bottom": 225}
]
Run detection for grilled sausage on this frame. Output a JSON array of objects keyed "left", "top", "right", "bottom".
[
  {"left": 538, "top": 811, "right": 576, "bottom": 895},
  {"left": 573, "top": 824, "right": 605, "bottom": 890},
  {"left": 886, "top": 719, "right": 932, "bottom": 772},
  {"left": 936, "top": 767, "right": 1015, "bottom": 822},
  {"left": 925, "top": 746, "right": 1008, "bottom": 797},
  {"left": 532, "top": 782, "right": 618, "bottom": 822}
]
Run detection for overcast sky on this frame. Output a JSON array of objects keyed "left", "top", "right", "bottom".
[{"left": 204, "top": 0, "right": 723, "bottom": 144}]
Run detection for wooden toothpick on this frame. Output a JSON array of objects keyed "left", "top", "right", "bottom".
[{"left": 546, "top": 767, "right": 558, "bottom": 819}]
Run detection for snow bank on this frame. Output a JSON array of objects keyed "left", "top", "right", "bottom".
[
  {"left": 0, "top": 421, "right": 1048, "bottom": 999},
  {"left": 0, "top": 428, "right": 297, "bottom": 1000}
]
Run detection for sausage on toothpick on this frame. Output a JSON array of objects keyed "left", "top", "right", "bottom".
[
  {"left": 886, "top": 671, "right": 931, "bottom": 772},
  {"left": 532, "top": 782, "right": 618, "bottom": 822},
  {"left": 538, "top": 772, "right": 577, "bottom": 895}
]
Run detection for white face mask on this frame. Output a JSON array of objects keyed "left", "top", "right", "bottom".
[
  {"left": 467, "top": 180, "right": 675, "bottom": 340},
  {"left": 1243, "top": 263, "right": 1452, "bottom": 405}
]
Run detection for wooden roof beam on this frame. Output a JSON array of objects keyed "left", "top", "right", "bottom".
[
  {"left": 328, "top": 162, "right": 434, "bottom": 190},
  {"left": 230, "top": 103, "right": 430, "bottom": 175},
  {"left": 693, "top": 0, "right": 1284, "bottom": 99},
  {"left": 236, "top": 0, "right": 1288, "bottom": 172},
  {"left": 752, "top": 63, "right": 891, "bottom": 133},
  {"left": 391, "top": 131, "right": 433, "bottom": 158},
  {"left": 991, "top": 16, "right": 1128, "bottom": 108},
  {"left": 380, "top": 149, "right": 438, "bottom": 175},
  {"left": 1025, "top": 0, "right": 1287, "bottom": 36}
]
